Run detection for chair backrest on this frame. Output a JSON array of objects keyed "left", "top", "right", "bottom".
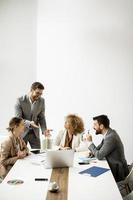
[
  {"left": 126, "top": 162, "right": 133, "bottom": 183},
  {"left": 128, "top": 161, "right": 133, "bottom": 172},
  {"left": 124, "top": 191, "right": 133, "bottom": 200}
]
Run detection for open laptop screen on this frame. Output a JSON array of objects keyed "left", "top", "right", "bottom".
[{"left": 45, "top": 149, "right": 74, "bottom": 168}]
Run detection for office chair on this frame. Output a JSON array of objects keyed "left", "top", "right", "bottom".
[
  {"left": 118, "top": 162, "right": 133, "bottom": 195},
  {"left": 123, "top": 191, "right": 133, "bottom": 200},
  {"left": 0, "top": 177, "right": 3, "bottom": 183}
]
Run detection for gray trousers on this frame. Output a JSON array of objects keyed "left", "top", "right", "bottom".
[{"left": 23, "top": 129, "right": 40, "bottom": 149}]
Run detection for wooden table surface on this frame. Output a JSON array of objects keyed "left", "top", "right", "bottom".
[{"left": 46, "top": 168, "right": 69, "bottom": 200}]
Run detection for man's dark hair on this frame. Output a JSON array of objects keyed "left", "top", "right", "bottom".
[
  {"left": 31, "top": 82, "right": 44, "bottom": 90},
  {"left": 93, "top": 115, "right": 110, "bottom": 128}
]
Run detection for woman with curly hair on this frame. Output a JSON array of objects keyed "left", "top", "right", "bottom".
[{"left": 55, "top": 114, "right": 88, "bottom": 151}]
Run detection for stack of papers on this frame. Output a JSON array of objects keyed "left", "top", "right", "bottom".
[{"left": 28, "top": 153, "right": 46, "bottom": 165}]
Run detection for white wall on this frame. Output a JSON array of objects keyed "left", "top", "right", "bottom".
[
  {"left": 0, "top": 0, "right": 37, "bottom": 131},
  {"left": 37, "top": 0, "right": 133, "bottom": 163},
  {"left": 0, "top": 0, "right": 132, "bottom": 163}
]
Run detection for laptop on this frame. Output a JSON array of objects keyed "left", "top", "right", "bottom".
[{"left": 45, "top": 149, "right": 74, "bottom": 168}]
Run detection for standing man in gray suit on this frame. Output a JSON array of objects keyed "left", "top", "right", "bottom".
[
  {"left": 85, "top": 115, "right": 129, "bottom": 182},
  {"left": 15, "top": 82, "right": 50, "bottom": 149}
]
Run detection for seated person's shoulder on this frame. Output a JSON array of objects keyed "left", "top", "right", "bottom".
[
  {"left": 54, "top": 129, "right": 65, "bottom": 146},
  {"left": 1, "top": 136, "right": 12, "bottom": 150},
  {"left": 58, "top": 129, "right": 66, "bottom": 136},
  {"left": 105, "top": 130, "right": 117, "bottom": 142},
  {"left": 17, "top": 95, "right": 26, "bottom": 102}
]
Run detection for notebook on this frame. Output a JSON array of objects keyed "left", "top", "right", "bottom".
[
  {"left": 79, "top": 166, "right": 110, "bottom": 177},
  {"left": 45, "top": 149, "right": 74, "bottom": 169}
]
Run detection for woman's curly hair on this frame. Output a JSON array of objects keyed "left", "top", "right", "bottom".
[{"left": 65, "top": 114, "right": 84, "bottom": 135}]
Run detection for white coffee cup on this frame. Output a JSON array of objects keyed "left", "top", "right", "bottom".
[{"left": 48, "top": 181, "right": 59, "bottom": 191}]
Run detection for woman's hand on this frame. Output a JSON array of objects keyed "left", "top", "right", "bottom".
[{"left": 17, "top": 150, "right": 27, "bottom": 159}]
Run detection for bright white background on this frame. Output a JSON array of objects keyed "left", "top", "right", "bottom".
[
  {"left": 0, "top": 0, "right": 133, "bottom": 163},
  {"left": 37, "top": 0, "right": 133, "bottom": 163},
  {"left": 0, "top": 0, "right": 37, "bottom": 132}
]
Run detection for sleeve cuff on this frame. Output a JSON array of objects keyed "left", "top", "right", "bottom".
[{"left": 24, "top": 120, "right": 31, "bottom": 128}]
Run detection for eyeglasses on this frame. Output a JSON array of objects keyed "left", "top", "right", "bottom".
[{"left": 34, "top": 91, "right": 43, "bottom": 96}]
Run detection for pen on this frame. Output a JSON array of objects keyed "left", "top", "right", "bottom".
[
  {"left": 35, "top": 178, "right": 48, "bottom": 181},
  {"left": 41, "top": 160, "right": 45, "bottom": 163}
]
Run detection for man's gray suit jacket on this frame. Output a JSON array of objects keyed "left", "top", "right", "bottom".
[
  {"left": 15, "top": 95, "right": 47, "bottom": 138},
  {"left": 89, "top": 128, "right": 129, "bottom": 182}
]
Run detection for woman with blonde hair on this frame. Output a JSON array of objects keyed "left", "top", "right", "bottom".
[
  {"left": 55, "top": 114, "right": 88, "bottom": 151},
  {"left": 0, "top": 117, "right": 29, "bottom": 179}
]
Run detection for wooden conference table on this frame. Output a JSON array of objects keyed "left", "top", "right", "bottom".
[{"left": 0, "top": 152, "right": 123, "bottom": 200}]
